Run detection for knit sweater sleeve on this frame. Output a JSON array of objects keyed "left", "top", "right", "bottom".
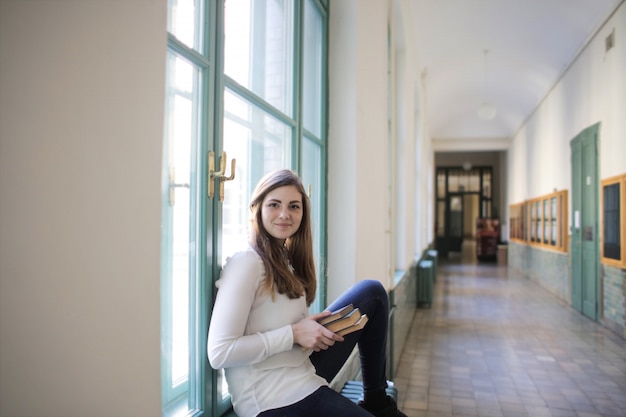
[{"left": 207, "top": 250, "right": 296, "bottom": 369}]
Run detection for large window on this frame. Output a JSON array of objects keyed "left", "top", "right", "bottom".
[
  {"left": 162, "top": 1, "right": 328, "bottom": 416},
  {"left": 601, "top": 174, "right": 626, "bottom": 268},
  {"left": 221, "top": 0, "right": 328, "bottom": 311}
]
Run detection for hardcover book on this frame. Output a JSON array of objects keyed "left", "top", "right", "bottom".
[{"left": 319, "top": 304, "right": 368, "bottom": 336}]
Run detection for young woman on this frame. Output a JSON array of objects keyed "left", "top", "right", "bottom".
[{"left": 208, "top": 169, "right": 407, "bottom": 417}]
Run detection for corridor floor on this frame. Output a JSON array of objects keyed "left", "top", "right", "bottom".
[{"left": 393, "top": 247, "right": 626, "bottom": 417}]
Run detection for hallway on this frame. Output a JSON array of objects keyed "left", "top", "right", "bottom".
[{"left": 394, "top": 243, "right": 626, "bottom": 417}]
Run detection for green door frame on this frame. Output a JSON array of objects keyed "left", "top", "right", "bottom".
[{"left": 570, "top": 123, "right": 600, "bottom": 321}]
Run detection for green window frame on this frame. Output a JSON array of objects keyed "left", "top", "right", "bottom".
[{"left": 161, "top": 1, "right": 329, "bottom": 416}]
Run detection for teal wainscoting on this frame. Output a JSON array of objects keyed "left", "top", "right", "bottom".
[
  {"left": 508, "top": 242, "right": 570, "bottom": 302},
  {"left": 602, "top": 264, "right": 626, "bottom": 339}
]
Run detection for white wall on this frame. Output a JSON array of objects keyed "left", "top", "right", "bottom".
[
  {"left": 0, "top": 1, "right": 166, "bottom": 416},
  {"left": 327, "top": 0, "right": 360, "bottom": 301},
  {"left": 327, "top": 0, "right": 394, "bottom": 299},
  {"left": 328, "top": 0, "right": 433, "bottom": 301},
  {"left": 327, "top": 0, "right": 392, "bottom": 299},
  {"left": 508, "top": 4, "right": 626, "bottom": 208},
  {"left": 395, "top": 0, "right": 434, "bottom": 264}
]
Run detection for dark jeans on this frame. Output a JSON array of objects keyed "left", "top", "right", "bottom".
[
  {"left": 311, "top": 279, "right": 389, "bottom": 393},
  {"left": 257, "top": 386, "right": 373, "bottom": 417},
  {"left": 259, "top": 280, "right": 390, "bottom": 416}
]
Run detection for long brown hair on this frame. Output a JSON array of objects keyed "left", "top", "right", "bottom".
[{"left": 249, "top": 169, "right": 317, "bottom": 306}]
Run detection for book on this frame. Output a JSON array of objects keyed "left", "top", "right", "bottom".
[
  {"left": 325, "top": 308, "right": 362, "bottom": 333},
  {"left": 318, "top": 304, "right": 355, "bottom": 326},
  {"left": 318, "top": 304, "right": 368, "bottom": 336},
  {"left": 335, "top": 313, "right": 368, "bottom": 336}
]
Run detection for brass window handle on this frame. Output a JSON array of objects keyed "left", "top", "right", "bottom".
[
  {"left": 168, "top": 167, "right": 189, "bottom": 206},
  {"left": 208, "top": 151, "right": 236, "bottom": 201}
]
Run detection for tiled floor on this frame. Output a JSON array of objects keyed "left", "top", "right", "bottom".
[{"left": 394, "top": 242, "right": 626, "bottom": 417}]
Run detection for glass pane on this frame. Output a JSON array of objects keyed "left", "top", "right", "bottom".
[
  {"left": 448, "top": 171, "right": 459, "bottom": 192},
  {"left": 530, "top": 202, "right": 536, "bottom": 241},
  {"left": 482, "top": 200, "right": 491, "bottom": 218},
  {"left": 457, "top": 172, "right": 468, "bottom": 192},
  {"left": 536, "top": 202, "right": 541, "bottom": 242},
  {"left": 543, "top": 200, "right": 551, "bottom": 243},
  {"left": 522, "top": 204, "right": 527, "bottom": 240},
  {"left": 509, "top": 206, "right": 516, "bottom": 239},
  {"left": 450, "top": 196, "right": 462, "bottom": 238},
  {"left": 162, "top": 52, "right": 200, "bottom": 415},
  {"left": 468, "top": 170, "right": 480, "bottom": 192},
  {"left": 483, "top": 171, "right": 491, "bottom": 198},
  {"left": 221, "top": 88, "right": 292, "bottom": 263},
  {"left": 168, "top": 0, "right": 203, "bottom": 52},
  {"left": 551, "top": 197, "right": 558, "bottom": 245},
  {"left": 302, "top": 0, "right": 323, "bottom": 137},
  {"left": 302, "top": 138, "right": 323, "bottom": 312},
  {"left": 603, "top": 183, "right": 621, "bottom": 260},
  {"left": 437, "top": 201, "right": 445, "bottom": 237},
  {"left": 224, "top": 0, "right": 294, "bottom": 115},
  {"left": 437, "top": 171, "right": 446, "bottom": 198}
]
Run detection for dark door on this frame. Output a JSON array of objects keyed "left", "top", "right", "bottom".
[{"left": 448, "top": 193, "right": 464, "bottom": 252}]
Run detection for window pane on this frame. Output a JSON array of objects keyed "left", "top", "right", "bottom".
[
  {"left": 543, "top": 200, "right": 551, "bottom": 243},
  {"left": 436, "top": 201, "right": 445, "bottom": 237},
  {"left": 604, "top": 183, "right": 621, "bottom": 260},
  {"left": 437, "top": 170, "right": 446, "bottom": 198},
  {"left": 551, "top": 197, "right": 558, "bottom": 245},
  {"left": 221, "top": 88, "right": 292, "bottom": 263},
  {"left": 162, "top": 52, "right": 200, "bottom": 415},
  {"left": 168, "top": 0, "right": 203, "bottom": 52},
  {"left": 450, "top": 196, "right": 462, "bottom": 238},
  {"left": 468, "top": 170, "right": 480, "bottom": 192},
  {"left": 458, "top": 172, "right": 468, "bottom": 192},
  {"left": 482, "top": 200, "right": 491, "bottom": 218},
  {"left": 522, "top": 204, "right": 527, "bottom": 240},
  {"left": 530, "top": 202, "right": 536, "bottom": 241},
  {"left": 535, "top": 203, "right": 541, "bottom": 242},
  {"left": 483, "top": 171, "right": 491, "bottom": 198},
  {"left": 224, "top": 0, "right": 294, "bottom": 115},
  {"left": 303, "top": 0, "right": 323, "bottom": 137},
  {"left": 448, "top": 171, "right": 459, "bottom": 192},
  {"left": 302, "top": 138, "right": 323, "bottom": 312}
]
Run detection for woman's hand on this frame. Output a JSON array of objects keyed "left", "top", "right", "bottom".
[{"left": 292, "top": 311, "right": 345, "bottom": 352}]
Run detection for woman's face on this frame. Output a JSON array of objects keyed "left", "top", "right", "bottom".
[{"left": 261, "top": 185, "right": 303, "bottom": 241}]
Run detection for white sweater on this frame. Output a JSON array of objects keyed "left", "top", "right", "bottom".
[{"left": 207, "top": 247, "right": 327, "bottom": 417}]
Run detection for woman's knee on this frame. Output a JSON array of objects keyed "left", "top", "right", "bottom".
[
  {"left": 358, "top": 279, "right": 388, "bottom": 309},
  {"left": 361, "top": 279, "right": 386, "bottom": 295}
]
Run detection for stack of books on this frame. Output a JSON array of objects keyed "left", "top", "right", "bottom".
[{"left": 318, "top": 304, "right": 368, "bottom": 336}]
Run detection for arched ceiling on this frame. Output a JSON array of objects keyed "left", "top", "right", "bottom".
[{"left": 404, "top": 0, "right": 623, "bottom": 152}]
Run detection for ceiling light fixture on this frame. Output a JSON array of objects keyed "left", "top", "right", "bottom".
[{"left": 477, "top": 49, "right": 496, "bottom": 120}]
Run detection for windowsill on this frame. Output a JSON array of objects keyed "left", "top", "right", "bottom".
[{"left": 393, "top": 269, "right": 407, "bottom": 288}]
